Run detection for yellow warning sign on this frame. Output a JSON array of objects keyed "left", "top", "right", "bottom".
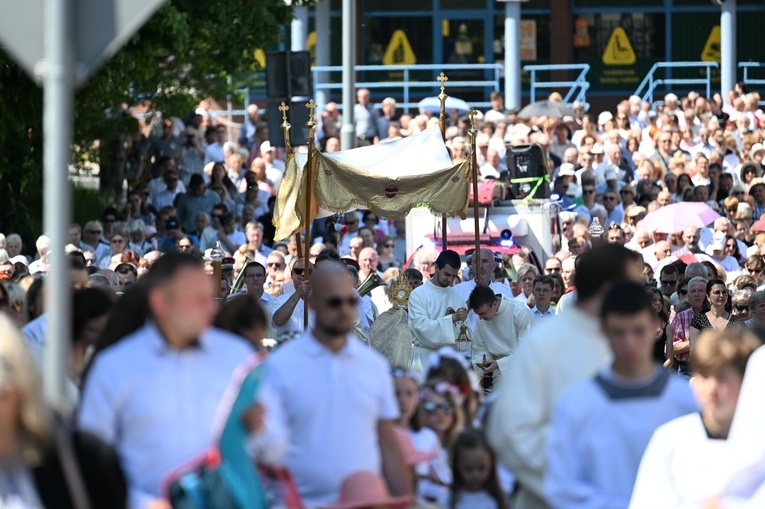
[
  {"left": 307, "top": 31, "right": 316, "bottom": 63},
  {"left": 254, "top": 49, "right": 266, "bottom": 69},
  {"left": 701, "top": 26, "right": 721, "bottom": 62},
  {"left": 383, "top": 30, "right": 417, "bottom": 66},
  {"left": 602, "top": 27, "right": 636, "bottom": 66}
]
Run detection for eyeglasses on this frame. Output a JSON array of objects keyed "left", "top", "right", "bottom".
[
  {"left": 292, "top": 268, "right": 312, "bottom": 276},
  {"left": 423, "top": 401, "right": 453, "bottom": 414},
  {"left": 679, "top": 288, "right": 688, "bottom": 296},
  {"left": 384, "top": 243, "right": 395, "bottom": 248},
  {"left": 735, "top": 305, "right": 750, "bottom": 312},
  {"left": 268, "top": 262, "right": 284, "bottom": 267},
  {"left": 660, "top": 280, "right": 678, "bottom": 287},
  {"left": 111, "top": 238, "right": 125, "bottom": 244},
  {"left": 603, "top": 196, "right": 616, "bottom": 201},
  {"left": 325, "top": 295, "right": 360, "bottom": 309}
]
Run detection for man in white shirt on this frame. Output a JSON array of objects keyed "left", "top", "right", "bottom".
[
  {"left": 468, "top": 284, "right": 533, "bottom": 383},
  {"left": 530, "top": 275, "right": 555, "bottom": 319},
  {"left": 261, "top": 141, "right": 286, "bottom": 190},
  {"left": 407, "top": 250, "right": 469, "bottom": 377},
  {"left": 545, "top": 282, "right": 697, "bottom": 509},
  {"left": 271, "top": 257, "right": 314, "bottom": 341},
  {"left": 78, "top": 253, "right": 253, "bottom": 509},
  {"left": 487, "top": 244, "right": 644, "bottom": 509},
  {"left": 254, "top": 264, "right": 410, "bottom": 505},
  {"left": 239, "top": 260, "right": 275, "bottom": 338},
  {"left": 151, "top": 168, "right": 184, "bottom": 211},
  {"left": 203, "top": 125, "right": 226, "bottom": 165}
]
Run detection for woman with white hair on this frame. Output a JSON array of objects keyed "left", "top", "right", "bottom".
[{"left": 0, "top": 314, "right": 127, "bottom": 507}]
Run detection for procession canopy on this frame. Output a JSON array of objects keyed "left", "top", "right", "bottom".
[{"left": 273, "top": 127, "right": 471, "bottom": 241}]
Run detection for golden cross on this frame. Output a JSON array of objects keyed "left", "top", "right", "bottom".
[
  {"left": 278, "top": 101, "right": 290, "bottom": 123},
  {"left": 467, "top": 107, "right": 478, "bottom": 127},
  {"left": 305, "top": 99, "right": 318, "bottom": 118},
  {"left": 437, "top": 72, "right": 448, "bottom": 93}
]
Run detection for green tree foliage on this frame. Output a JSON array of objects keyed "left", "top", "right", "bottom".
[{"left": 0, "top": 0, "right": 296, "bottom": 249}]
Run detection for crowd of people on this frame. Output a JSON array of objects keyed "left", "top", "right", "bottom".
[{"left": 2, "top": 84, "right": 765, "bottom": 509}]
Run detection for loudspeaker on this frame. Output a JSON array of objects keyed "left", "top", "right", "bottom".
[
  {"left": 505, "top": 143, "right": 550, "bottom": 199},
  {"left": 266, "top": 51, "right": 313, "bottom": 98},
  {"left": 266, "top": 101, "right": 310, "bottom": 148}
]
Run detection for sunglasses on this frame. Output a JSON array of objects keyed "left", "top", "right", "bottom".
[
  {"left": 735, "top": 305, "right": 750, "bottom": 312},
  {"left": 268, "top": 262, "right": 284, "bottom": 267},
  {"left": 660, "top": 280, "right": 677, "bottom": 286},
  {"left": 423, "top": 401, "right": 453, "bottom": 414},
  {"left": 384, "top": 244, "right": 394, "bottom": 248},
  {"left": 679, "top": 289, "right": 688, "bottom": 296},
  {"left": 325, "top": 295, "right": 360, "bottom": 309},
  {"left": 292, "top": 268, "right": 312, "bottom": 276}
]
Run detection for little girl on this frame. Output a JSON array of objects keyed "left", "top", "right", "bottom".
[{"left": 449, "top": 429, "right": 507, "bottom": 509}]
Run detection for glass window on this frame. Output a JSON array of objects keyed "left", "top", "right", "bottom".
[
  {"left": 573, "top": 13, "right": 665, "bottom": 60},
  {"left": 494, "top": 14, "right": 550, "bottom": 62},
  {"left": 574, "top": 0, "right": 663, "bottom": 5},
  {"left": 440, "top": 0, "right": 487, "bottom": 9},
  {"left": 362, "top": 17, "right": 433, "bottom": 65},
  {"left": 673, "top": 0, "right": 761, "bottom": 4},
  {"left": 365, "top": 0, "right": 433, "bottom": 11}
]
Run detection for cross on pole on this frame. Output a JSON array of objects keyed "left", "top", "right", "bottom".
[
  {"left": 467, "top": 107, "right": 478, "bottom": 132},
  {"left": 305, "top": 98, "right": 318, "bottom": 128},
  {"left": 279, "top": 101, "right": 290, "bottom": 125},
  {"left": 437, "top": 72, "right": 449, "bottom": 98}
]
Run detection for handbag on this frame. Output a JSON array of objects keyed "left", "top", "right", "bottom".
[{"left": 166, "top": 450, "right": 239, "bottom": 509}]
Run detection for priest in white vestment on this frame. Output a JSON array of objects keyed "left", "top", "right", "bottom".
[
  {"left": 486, "top": 244, "right": 644, "bottom": 509},
  {"left": 407, "top": 250, "right": 468, "bottom": 377},
  {"left": 467, "top": 284, "right": 532, "bottom": 382}
]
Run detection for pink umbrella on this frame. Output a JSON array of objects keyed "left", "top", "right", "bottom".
[{"left": 639, "top": 202, "right": 721, "bottom": 234}]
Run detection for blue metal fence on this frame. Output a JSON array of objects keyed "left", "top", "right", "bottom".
[
  {"left": 634, "top": 61, "right": 719, "bottom": 106},
  {"left": 522, "top": 64, "right": 590, "bottom": 110}
]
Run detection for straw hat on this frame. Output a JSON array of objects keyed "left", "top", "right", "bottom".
[
  {"left": 318, "top": 471, "right": 414, "bottom": 509},
  {"left": 748, "top": 178, "right": 765, "bottom": 194}
]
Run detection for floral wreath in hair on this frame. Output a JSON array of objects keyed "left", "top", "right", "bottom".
[
  {"left": 426, "top": 346, "right": 481, "bottom": 395},
  {"left": 420, "top": 382, "right": 464, "bottom": 406}
]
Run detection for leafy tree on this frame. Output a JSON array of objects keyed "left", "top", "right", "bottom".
[{"left": 0, "top": 0, "right": 299, "bottom": 249}]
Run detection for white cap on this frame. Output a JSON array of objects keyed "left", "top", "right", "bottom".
[
  {"left": 260, "top": 140, "right": 275, "bottom": 153},
  {"left": 597, "top": 111, "right": 614, "bottom": 125},
  {"left": 476, "top": 133, "right": 491, "bottom": 147},
  {"left": 710, "top": 231, "right": 726, "bottom": 251},
  {"left": 10, "top": 255, "right": 27, "bottom": 267},
  {"left": 750, "top": 143, "right": 765, "bottom": 158},
  {"left": 604, "top": 166, "right": 618, "bottom": 181},
  {"left": 590, "top": 143, "right": 605, "bottom": 154},
  {"left": 558, "top": 163, "right": 576, "bottom": 177}
]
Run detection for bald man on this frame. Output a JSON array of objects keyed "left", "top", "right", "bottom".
[{"left": 255, "top": 265, "right": 411, "bottom": 504}]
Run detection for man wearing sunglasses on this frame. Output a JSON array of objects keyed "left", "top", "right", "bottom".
[
  {"left": 271, "top": 258, "right": 314, "bottom": 341},
  {"left": 254, "top": 264, "right": 410, "bottom": 505},
  {"left": 659, "top": 265, "right": 680, "bottom": 299}
]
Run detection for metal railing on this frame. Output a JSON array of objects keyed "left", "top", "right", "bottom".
[
  {"left": 634, "top": 61, "right": 719, "bottom": 106},
  {"left": 522, "top": 64, "right": 590, "bottom": 110},
  {"left": 311, "top": 63, "right": 503, "bottom": 112},
  {"left": 740, "top": 62, "right": 765, "bottom": 104}
]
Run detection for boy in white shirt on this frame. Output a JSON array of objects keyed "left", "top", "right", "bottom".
[{"left": 545, "top": 282, "right": 698, "bottom": 509}]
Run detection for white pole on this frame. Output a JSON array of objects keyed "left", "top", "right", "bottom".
[
  {"left": 720, "top": 0, "right": 737, "bottom": 101},
  {"left": 291, "top": 6, "right": 308, "bottom": 51},
  {"left": 43, "top": 0, "right": 73, "bottom": 409},
  {"left": 340, "top": 0, "right": 355, "bottom": 150},
  {"left": 504, "top": 0, "right": 522, "bottom": 110},
  {"left": 315, "top": 0, "right": 331, "bottom": 110}
]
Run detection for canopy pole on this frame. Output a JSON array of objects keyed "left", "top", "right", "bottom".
[
  {"left": 279, "top": 101, "right": 292, "bottom": 156},
  {"left": 467, "top": 108, "right": 481, "bottom": 284},
  {"left": 438, "top": 72, "right": 449, "bottom": 252},
  {"left": 304, "top": 99, "right": 318, "bottom": 328}
]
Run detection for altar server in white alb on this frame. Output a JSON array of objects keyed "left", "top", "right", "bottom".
[
  {"left": 545, "top": 282, "right": 698, "bottom": 509},
  {"left": 628, "top": 329, "right": 760, "bottom": 509},
  {"left": 408, "top": 249, "right": 469, "bottom": 377},
  {"left": 454, "top": 248, "right": 513, "bottom": 330},
  {"left": 486, "top": 244, "right": 644, "bottom": 509},
  {"left": 467, "top": 283, "right": 533, "bottom": 382}
]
